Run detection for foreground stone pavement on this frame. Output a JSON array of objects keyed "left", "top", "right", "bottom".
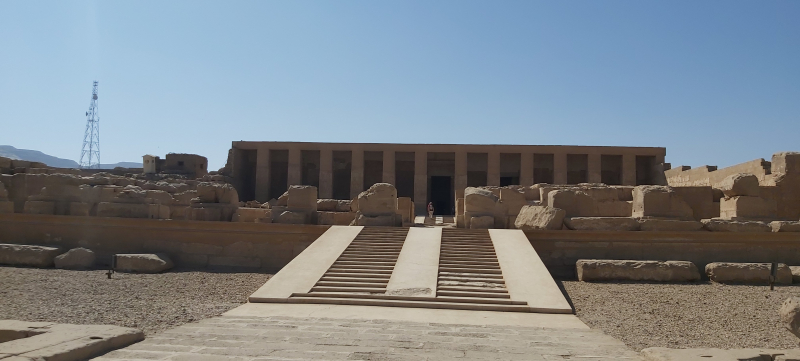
[{"left": 92, "top": 315, "right": 642, "bottom": 361}]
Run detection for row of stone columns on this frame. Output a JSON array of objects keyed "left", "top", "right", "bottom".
[{"left": 257, "top": 147, "right": 642, "bottom": 202}]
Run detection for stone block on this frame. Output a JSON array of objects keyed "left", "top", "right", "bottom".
[
  {"left": 275, "top": 210, "right": 308, "bottom": 224},
  {"left": 701, "top": 219, "right": 771, "bottom": 232},
  {"left": 580, "top": 187, "right": 619, "bottom": 202},
  {"left": 23, "top": 201, "right": 55, "bottom": 215},
  {"left": 397, "top": 197, "right": 413, "bottom": 223},
  {"left": 638, "top": 219, "right": 705, "bottom": 232},
  {"left": 188, "top": 207, "right": 222, "bottom": 221},
  {"left": 791, "top": 266, "right": 800, "bottom": 283},
  {"left": 718, "top": 173, "right": 760, "bottom": 197},
  {"left": 595, "top": 200, "right": 632, "bottom": 217},
  {"left": 576, "top": 260, "right": 700, "bottom": 282},
  {"left": 464, "top": 187, "right": 498, "bottom": 214},
  {"left": 564, "top": 217, "right": 640, "bottom": 231},
  {"left": 96, "top": 202, "right": 148, "bottom": 219},
  {"left": 0, "top": 181, "right": 8, "bottom": 200},
  {"left": 514, "top": 205, "right": 565, "bottom": 231},
  {"left": 54, "top": 247, "right": 95, "bottom": 269},
  {"left": 0, "top": 201, "right": 14, "bottom": 214},
  {"left": 456, "top": 214, "right": 465, "bottom": 228},
  {"left": 705, "top": 262, "right": 791, "bottom": 284},
  {"left": 316, "top": 199, "right": 339, "bottom": 212},
  {"left": 354, "top": 214, "right": 398, "bottom": 227},
  {"left": 772, "top": 221, "right": 800, "bottom": 232},
  {"left": 632, "top": 185, "right": 694, "bottom": 220},
  {"left": 145, "top": 190, "right": 174, "bottom": 205},
  {"left": 720, "top": 196, "right": 777, "bottom": 220},
  {"left": 548, "top": 189, "right": 598, "bottom": 217},
  {"left": 613, "top": 186, "right": 635, "bottom": 201},
  {"left": 469, "top": 215, "right": 494, "bottom": 229},
  {"left": 0, "top": 243, "right": 62, "bottom": 267},
  {"left": 335, "top": 200, "right": 351, "bottom": 212},
  {"left": 195, "top": 182, "right": 218, "bottom": 202},
  {"left": 357, "top": 183, "right": 397, "bottom": 217},
  {"left": 455, "top": 197, "right": 464, "bottom": 216},
  {"left": 68, "top": 202, "right": 91, "bottom": 216},
  {"left": 773, "top": 152, "right": 800, "bottom": 175},
  {"left": 170, "top": 205, "right": 189, "bottom": 220},
  {"left": 180, "top": 242, "right": 222, "bottom": 255},
  {"left": 232, "top": 207, "right": 271, "bottom": 222},
  {"left": 288, "top": 185, "right": 318, "bottom": 212},
  {"left": 781, "top": 297, "right": 800, "bottom": 340},
  {"left": 672, "top": 186, "right": 716, "bottom": 221},
  {"left": 172, "top": 190, "right": 197, "bottom": 206},
  {"left": 500, "top": 188, "right": 527, "bottom": 216},
  {"left": 115, "top": 253, "right": 173, "bottom": 273}
]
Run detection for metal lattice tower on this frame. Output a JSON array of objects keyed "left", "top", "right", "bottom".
[{"left": 79, "top": 81, "right": 100, "bottom": 169}]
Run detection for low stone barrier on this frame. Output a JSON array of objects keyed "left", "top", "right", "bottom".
[
  {"left": 576, "top": 259, "right": 700, "bottom": 282},
  {"left": 705, "top": 262, "right": 792, "bottom": 284},
  {"left": 0, "top": 243, "right": 62, "bottom": 268}
]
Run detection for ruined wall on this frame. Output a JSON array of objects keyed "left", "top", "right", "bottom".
[
  {"left": 526, "top": 230, "right": 800, "bottom": 279},
  {"left": 0, "top": 213, "right": 327, "bottom": 271},
  {"left": 665, "top": 159, "right": 772, "bottom": 187}
]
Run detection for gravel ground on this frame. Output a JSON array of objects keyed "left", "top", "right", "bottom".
[
  {"left": 0, "top": 266, "right": 271, "bottom": 335},
  {"left": 561, "top": 280, "right": 800, "bottom": 351}
]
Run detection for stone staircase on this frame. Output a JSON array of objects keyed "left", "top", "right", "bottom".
[{"left": 289, "top": 227, "right": 532, "bottom": 312}]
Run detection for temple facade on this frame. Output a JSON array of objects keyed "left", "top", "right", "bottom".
[{"left": 228, "top": 141, "right": 666, "bottom": 214}]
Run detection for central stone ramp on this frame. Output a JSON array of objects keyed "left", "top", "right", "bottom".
[{"left": 251, "top": 225, "right": 572, "bottom": 314}]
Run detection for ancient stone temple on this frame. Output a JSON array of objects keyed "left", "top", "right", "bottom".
[{"left": 227, "top": 141, "right": 666, "bottom": 214}]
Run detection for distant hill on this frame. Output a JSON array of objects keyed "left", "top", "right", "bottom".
[{"left": 0, "top": 145, "right": 141, "bottom": 169}]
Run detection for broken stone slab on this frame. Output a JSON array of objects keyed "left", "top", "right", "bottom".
[
  {"left": 781, "top": 297, "right": 800, "bottom": 340},
  {"left": 772, "top": 221, "right": 800, "bottom": 232},
  {"left": 719, "top": 196, "right": 777, "bottom": 220},
  {"left": 195, "top": 182, "right": 239, "bottom": 204},
  {"left": 514, "top": 205, "right": 565, "bottom": 231},
  {"left": 317, "top": 211, "right": 357, "bottom": 225},
  {"left": 287, "top": 185, "right": 318, "bottom": 212},
  {"left": 464, "top": 187, "right": 498, "bottom": 214},
  {"left": 357, "top": 183, "right": 397, "bottom": 217},
  {"left": 316, "top": 199, "right": 339, "bottom": 212},
  {"left": 705, "top": 262, "right": 792, "bottom": 284},
  {"left": 791, "top": 266, "right": 800, "bottom": 284},
  {"left": 564, "top": 217, "right": 640, "bottom": 231},
  {"left": 114, "top": 253, "right": 173, "bottom": 273},
  {"left": 577, "top": 260, "right": 700, "bottom": 282},
  {"left": 718, "top": 173, "right": 761, "bottom": 197},
  {"left": 701, "top": 219, "right": 772, "bottom": 232},
  {"left": 632, "top": 185, "right": 694, "bottom": 220},
  {"left": 54, "top": 248, "right": 96, "bottom": 270},
  {"left": 641, "top": 347, "right": 800, "bottom": 361},
  {"left": 0, "top": 244, "right": 63, "bottom": 268},
  {"left": 637, "top": 218, "right": 705, "bottom": 231},
  {"left": 352, "top": 214, "right": 399, "bottom": 227},
  {"left": 275, "top": 210, "right": 308, "bottom": 224},
  {"left": 232, "top": 207, "right": 271, "bottom": 223},
  {"left": 0, "top": 320, "right": 144, "bottom": 361}
]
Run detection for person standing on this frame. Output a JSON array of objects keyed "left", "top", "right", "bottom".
[{"left": 427, "top": 202, "right": 435, "bottom": 219}]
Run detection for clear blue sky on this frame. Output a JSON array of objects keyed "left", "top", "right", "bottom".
[{"left": 1, "top": 1, "right": 798, "bottom": 170}]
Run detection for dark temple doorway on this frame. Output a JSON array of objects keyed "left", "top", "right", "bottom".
[{"left": 429, "top": 176, "right": 453, "bottom": 215}]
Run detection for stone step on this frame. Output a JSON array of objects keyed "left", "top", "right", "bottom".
[
  {"left": 438, "top": 272, "right": 504, "bottom": 279},
  {"left": 324, "top": 272, "right": 391, "bottom": 279},
  {"left": 436, "top": 290, "right": 511, "bottom": 299},
  {"left": 291, "top": 292, "right": 527, "bottom": 305},
  {"left": 437, "top": 285, "right": 509, "bottom": 293},
  {"left": 310, "top": 286, "right": 386, "bottom": 293},
  {"left": 327, "top": 267, "right": 393, "bottom": 274},
  {"left": 316, "top": 281, "right": 388, "bottom": 288},
  {"left": 287, "top": 296, "right": 531, "bottom": 312},
  {"left": 320, "top": 276, "right": 391, "bottom": 283},
  {"left": 438, "top": 276, "right": 505, "bottom": 284},
  {"left": 438, "top": 267, "right": 503, "bottom": 274}
]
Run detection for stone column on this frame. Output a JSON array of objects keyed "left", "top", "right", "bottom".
[
  {"left": 520, "top": 153, "right": 533, "bottom": 186},
  {"left": 487, "top": 151, "right": 500, "bottom": 186},
  {"left": 350, "top": 148, "right": 364, "bottom": 199},
  {"left": 255, "top": 147, "right": 270, "bottom": 202},
  {"left": 414, "top": 151, "right": 428, "bottom": 215},
  {"left": 455, "top": 151, "right": 467, "bottom": 194},
  {"left": 554, "top": 153, "right": 567, "bottom": 184},
  {"left": 288, "top": 147, "right": 301, "bottom": 186},
  {"left": 382, "top": 150, "right": 395, "bottom": 185},
  {"left": 319, "top": 147, "right": 333, "bottom": 199},
  {"left": 588, "top": 153, "right": 602, "bottom": 184},
  {"left": 623, "top": 154, "right": 637, "bottom": 186}
]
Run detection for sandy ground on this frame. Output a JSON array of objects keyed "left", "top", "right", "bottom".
[
  {"left": 560, "top": 280, "right": 800, "bottom": 351},
  {"left": 0, "top": 266, "right": 271, "bottom": 335}
]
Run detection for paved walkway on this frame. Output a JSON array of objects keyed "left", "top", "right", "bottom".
[{"left": 93, "top": 314, "right": 642, "bottom": 361}]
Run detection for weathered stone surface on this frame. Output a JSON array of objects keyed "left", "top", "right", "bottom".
[
  {"left": 548, "top": 190, "right": 598, "bottom": 217},
  {"left": 145, "top": 190, "right": 174, "bottom": 205},
  {"left": 188, "top": 206, "right": 222, "bottom": 221},
  {"left": 500, "top": 188, "right": 527, "bottom": 216},
  {"left": 195, "top": 182, "right": 239, "bottom": 204},
  {"left": 357, "top": 183, "right": 397, "bottom": 217},
  {"left": 172, "top": 190, "right": 197, "bottom": 206},
  {"left": 632, "top": 185, "right": 694, "bottom": 220},
  {"left": 720, "top": 196, "right": 777, "bottom": 220},
  {"left": 641, "top": 347, "right": 800, "bottom": 361},
  {"left": 771, "top": 221, "right": 800, "bottom": 232},
  {"left": 288, "top": 185, "right": 317, "bottom": 212},
  {"left": 469, "top": 215, "right": 495, "bottom": 229},
  {"left": 275, "top": 210, "right": 307, "bottom": 224},
  {"left": 638, "top": 219, "right": 705, "bottom": 232},
  {"left": 115, "top": 253, "right": 173, "bottom": 273},
  {"left": 773, "top": 152, "right": 800, "bottom": 175},
  {"left": 514, "top": 205, "right": 565, "bottom": 231},
  {"left": 335, "top": 200, "right": 351, "bottom": 212},
  {"left": 705, "top": 262, "right": 792, "bottom": 284},
  {"left": 232, "top": 207, "right": 271, "bottom": 223},
  {"left": 353, "top": 214, "right": 398, "bottom": 227},
  {"left": 672, "top": 186, "right": 717, "bottom": 221},
  {"left": 97, "top": 202, "right": 167, "bottom": 219},
  {"left": 0, "top": 244, "right": 62, "bottom": 268},
  {"left": 464, "top": 187, "right": 498, "bottom": 214},
  {"left": 0, "top": 200, "right": 13, "bottom": 213},
  {"left": 791, "top": 266, "right": 800, "bottom": 284},
  {"left": 0, "top": 181, "right": 8, "bottom": 200},
  {"left": 719, "top": 173, "right": 761, "bottom": 197},
  {"left": 702, "top": 219, "right": 771, "bottom": 232},
  {"left": 781, "top": 297, "right": 800, "bottom": 340},
  {"left": 577, "top": 260, "right": 700, "bottom": 282},
  {"left": 23, "top": 200, "right": 55, "bottom": 215},
  {"left": 68, "top": 202, "right": 91, "bottom": 216},
  {"left": 564, "top": 217, "right": 640, "bottom": 231},
  {"left": 316, "top": 199, "right": 339, "bottom": 212},
  {"left": 54, "top": 247, "right": 96, "bottom": 269}
]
